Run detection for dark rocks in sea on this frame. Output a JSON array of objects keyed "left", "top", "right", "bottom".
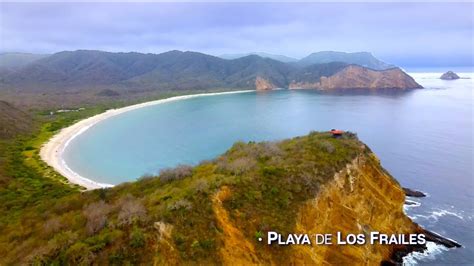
[
  {"left": 423, "top": 229, "right": 462, "bottom": 248},
  {"left": 404, "top": 200, "right": 418, "bottom": 206},
  {"left": 387, "top": 187, "right": 461, "bottom": 265},
  {"left": 387, "top": 228, "right": 462, "bottom": 265},
  {"left": 403, "top": 187, "right": 426, "bottom": 197},
  {"left": 440, "top": 71, "right": 460, "bottom": 80}
]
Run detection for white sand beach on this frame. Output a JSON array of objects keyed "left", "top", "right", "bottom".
[{"left": 40, "top": 90, "right": 253, "bottom": 190}]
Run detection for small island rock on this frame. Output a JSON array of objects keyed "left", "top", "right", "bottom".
[{"left": 440, "top": 71, "right": 460, "bottom": 80}]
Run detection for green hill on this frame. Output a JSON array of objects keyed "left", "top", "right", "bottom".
[{"left": 0, "top": 101, "right": 32, "bottom": 139}]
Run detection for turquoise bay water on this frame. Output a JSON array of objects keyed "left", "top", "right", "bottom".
[{"left": 64, "top": 73, "right": 473, "bottom": 264}]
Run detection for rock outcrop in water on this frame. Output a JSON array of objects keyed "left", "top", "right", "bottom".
[
  {"left": 289, "top": 65, "right": 422, "bottom": 91},
  {"left": 440, "top": 71, "right": 460, "bottom": 80}
]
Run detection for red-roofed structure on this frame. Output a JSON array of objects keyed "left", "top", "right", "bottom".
[{"left": 330, "top": 129, "right": 344, "bottom": 136}]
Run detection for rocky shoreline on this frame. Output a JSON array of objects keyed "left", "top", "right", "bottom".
[
  {"left": 403, "top": 187, "right": 426, "bottom": 197},
  {"left": 387, "top": 227, "right": 462, "bottom": 265},
  {"left": 385, "top": 187, "right": 463, "bottom": 265}
]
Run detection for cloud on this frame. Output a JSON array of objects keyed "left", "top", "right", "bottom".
[{"left": 0, "top": 2, "right": 472, "bottom": 67}]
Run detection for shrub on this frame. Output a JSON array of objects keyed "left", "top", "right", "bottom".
[
  {"left": 261, "top": 166, "right": 284, "bottom": 177},
  {"left": 168, "top": 199, "right": 193, "bottom": 211},
  {"left": 64, "top": 242, "right": 95, "bottom": 265},
  {"left": 159, "top": 165, "right": 193, "bottom": 182},
  {"left": 42, "top": 217, "right": 63, "bottom": 237},
  {"left": 342, "top": 131, "right": 358, "bottom": 139},
  {"left": 217, "top": 157, "right": 256, "bottom": 175},
  {"left": 194, "top": 179, "right": 209, "bottom": 193},
  {"left": 191, "top": 240, "right": 200, "bottom": 249},
  {"left": 83, "top": 200, "right": 111, "bottom": 235},
  {"left": 130, "top": 226, "right": 145, "bottom": 248},
  {"left": 117, "top": 195, "right": 147, "bottom": 226},
  {"left": 199, "top": 239, "right": 214, "bottom": 250},
  {"left": 254, "top": 231, "right": 264, "bottom": 240},
  {"left": 97, "top": 188, "right": 108, "bottom": 201},
  {"left": 259, "top": 142, "right": 283, "bottom": 159},
  {"left": 320, "top": 141, "right": 335, "bottom": 153},
  {"left": 137, "top": 173, "right": 155, "bottom": 181}
]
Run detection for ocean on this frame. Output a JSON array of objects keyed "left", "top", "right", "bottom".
[{"left": 63, "top": 72, "right": 473, "bottom": 264}]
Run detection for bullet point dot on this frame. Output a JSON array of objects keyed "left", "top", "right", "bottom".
[{"left": 258, "top": 237, "right": 263, "bottom": 241}]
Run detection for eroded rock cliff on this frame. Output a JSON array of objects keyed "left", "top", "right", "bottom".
[
  {"left": 289, "top": 65, "right": 422, "bottom": 90},
  {"left": 206, "top": 152, "right": 421, "bottom": 264},
  {"left": 255, "top": 76, "right": 277, "bottom": 90},
  {"left": 292, "top": 154, "right": 417, "bottom": 264}
]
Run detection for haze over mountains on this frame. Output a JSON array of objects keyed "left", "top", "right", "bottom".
[
  {"left": 0, "top": 50, "right": 419, "bottom": 94},
  {"left": 296, "top": 51, "right": 394, "bottom": 70},
  {"left": 219, "top": 52, "right": 298, "bottom": 63},
  {"left": 0, "top": 53, "right": 50, "bottom": 70},
  {"left": 219, "top": 51, "right": 394, "bottom": 70}
]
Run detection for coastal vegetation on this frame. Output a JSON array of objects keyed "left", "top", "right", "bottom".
[
  {"left": 0, "top": 105, "right": 425, "bottom": 265},
  {"left": 0, "top": 91, "right": 198, "bottom": 243}
]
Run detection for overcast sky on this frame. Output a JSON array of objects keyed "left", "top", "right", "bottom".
[{"left": 1, "top": 2, "right": 473, "bottom": 67}]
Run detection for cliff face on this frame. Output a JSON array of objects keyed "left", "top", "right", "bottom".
[
  {"left": 206, "top": 153, "right": 419, "bottom": 265},
  {"left": 289, "top": 65, "right": 422, "bottom": 90},
  {"left": 255, "top": 76, "right": 277, "bottom": 90},
  {"left": 292, "top": 154, "right": 417, "bottom": 264}
]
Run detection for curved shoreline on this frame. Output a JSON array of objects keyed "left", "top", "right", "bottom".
[{"left": 40, "top": 90, "right": 254, "bottom": 190}]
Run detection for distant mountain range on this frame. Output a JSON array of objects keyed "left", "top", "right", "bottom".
[
  {"left": 219, "top": 52, "right": 298, "bottom": 63},
  {"left": 0, "top": 50, "right": 419, "bottom": 93},
  {"left": 0, "top": 53, "right": 50, "bottom": 70},
  {"left": 219, "top": 51, "right": 394, "bottom": 70},
  {"left": 297, "top": 51, "right": 394, "bottom": 70}
]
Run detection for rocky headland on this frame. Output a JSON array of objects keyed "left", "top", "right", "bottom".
[
  {"left": 3, "top": 131, "right": 460, "bottom": 264},
  {"left": 289, "top": 65, "right": 422, "bottom": 91}
]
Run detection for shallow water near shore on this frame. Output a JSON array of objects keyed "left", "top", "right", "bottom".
[{"left": 64, "top": 72, "right": 473, "bottom": 264}]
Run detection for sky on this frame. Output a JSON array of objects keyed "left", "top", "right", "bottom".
[{"left": 0, "top": 2, "right": 473, "bottom": 67}]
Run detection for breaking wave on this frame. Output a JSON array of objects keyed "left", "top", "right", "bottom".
[
  {"left": 403, "top": 241, "right": 448, "bottom": 265},
  {"left": 411, "top": 207, "right": 465, "bottom": 223}
]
